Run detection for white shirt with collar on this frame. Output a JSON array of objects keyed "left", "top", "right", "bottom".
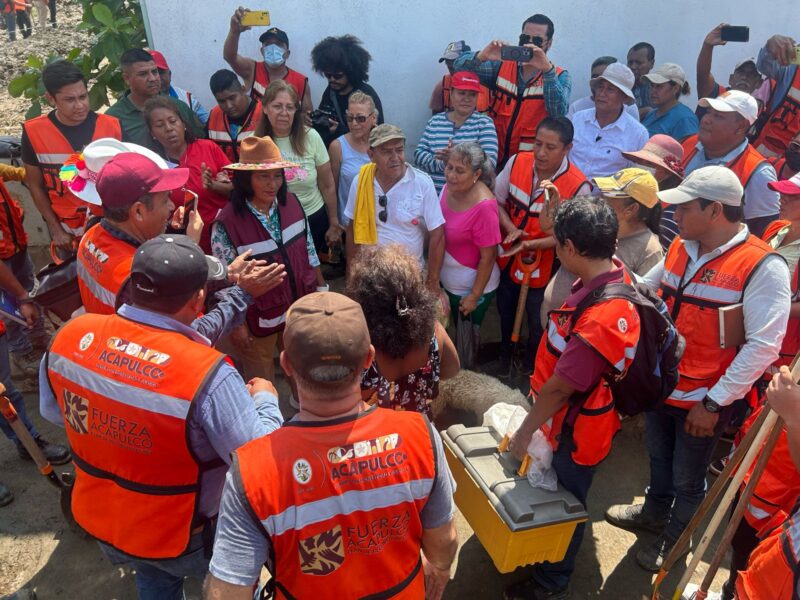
[
  {"left": 343, "top": 163, "right": 445, "bottom": 263},
  {"left": 495, "top": 154, "right": 592, "bottom": 207},
  {"left": 568, "top": 107, "right": 649, "bottom": 181},
  {"left": 642, "top": 225, "right": 791, "bottom": 406},
  {"left": 683, "top": 138, "right": 780, "bottom": 220}
]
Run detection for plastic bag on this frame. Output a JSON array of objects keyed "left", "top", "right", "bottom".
[
  {"left": 526, "top": 430, "right": 557, "bottom": 491},
  {"left": 455, "top": 311, "right": 479, "bottom": 370},
  {"left": 482, "top": 403, "right": 527, "bottom": 437}
]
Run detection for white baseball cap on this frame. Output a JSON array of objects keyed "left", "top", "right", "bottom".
[
  {"left": 698, "top": 89, "right": 759, "bottom": 125},
  {"left": 644, "top": 63, "right": 686, "bottom": 87},
  {"left": 590, "top": 62, "right": 635, "bottom": 100},
  {"left": 657, "top": 165, "right": 743, "bottom": 206}
]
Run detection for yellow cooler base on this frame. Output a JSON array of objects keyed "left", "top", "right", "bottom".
[{"left": 443, "top": 427, "right": 587, "bottom": 573}]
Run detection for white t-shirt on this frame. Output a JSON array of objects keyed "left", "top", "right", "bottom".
[{"left": 343, "top": 164, "right": 445, "bottom": 263}]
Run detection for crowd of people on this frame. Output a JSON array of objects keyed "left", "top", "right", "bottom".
[{"left": 2, "top": 7, "right": 800, "bottom": 600}]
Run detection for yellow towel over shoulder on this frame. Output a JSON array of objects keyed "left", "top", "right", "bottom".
[{"left": 353, "top": 162, "right": 378, "bottom": 245}]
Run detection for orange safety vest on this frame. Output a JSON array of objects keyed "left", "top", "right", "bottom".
[
  {"left": 206, "top": 103, "right": 260, "bottom": 163},
  {"left": 441, "top": 74, "right": 491, "bottom": 113},
  {"left": 681, "top": 135, "right": 769, "bottom": 206},
  {"left": 659, "top": 234, "right": 774, "bottom": 409},
  {"left": 46, "top": 312, "right": 225, "bottom": 559},
  {"left": 251, "top": 63, "right": 307, "bottom": 102},
  {"left": 530, "top": 267, "right": 640, "bottom": 466},
  {"left": 76, "top": 222, "right": 137, "bottom": 315},
  {"left": 763, "top": 220, "right": 800, "bottom": 374},
  {"left": 237, "top": 406, "right": 436, "bottom": 599},
  {"left": 22, "top": 113, "right": 121, "bottom": 235},
  {"left": 498, "top": 152, "right": 589, "bottom": 288},
  {"left": 753, "top": 67, "right": 800, "bottom": 159},
  {"left": 736, "top": 503, "right": 800, "bottom": 600},
  {"left": 0, "top": 182, "right": 27, "bottom": 259},
  {"left": 490, "top": 61, "right": 563, "bottom": 166}
]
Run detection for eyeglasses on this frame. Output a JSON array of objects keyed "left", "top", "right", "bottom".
[
  {"left": 323, "top": 71, "right": 345, "bottom": 80},
  {"left": 271, "top": 103, "right": 297, "bottom": 114},
  {"left": 378, "top": 194, "right": 388, "bottom": 223},
  {"left": 346, "top": 114, "right": 370, "bottom": 123}
]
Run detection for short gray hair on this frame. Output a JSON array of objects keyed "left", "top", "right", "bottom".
[{"left": 448, "top": 142, "right": 495, "bottom": 190}]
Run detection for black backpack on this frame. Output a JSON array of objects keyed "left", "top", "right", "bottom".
[{"left": 568, "top": 281, "right": 685, "bottom": 416}]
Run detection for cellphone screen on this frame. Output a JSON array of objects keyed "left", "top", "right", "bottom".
[{"left": 720, "top": 26, "right": 750, "bottom": 43}]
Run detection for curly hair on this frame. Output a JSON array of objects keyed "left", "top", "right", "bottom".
[
  {"left": 311, "top": 35, "right": 372, "bottom": 88},
  {"left": 346, "top": 245, "right": 436, "bottom": 359}
]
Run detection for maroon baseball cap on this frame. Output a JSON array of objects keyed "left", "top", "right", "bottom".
[
  {"left": 95, "top": 153, "right": 189, "bottom": 210},
  {"left": 149, "top": 50, "right": 169, "bottom": 71},
  {"left": 451, "top": 71, "right": 481, "bottom": 92}
]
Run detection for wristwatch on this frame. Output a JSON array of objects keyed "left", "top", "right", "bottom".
[{"left": 701, "top": 396, "right": 721, "bottom": 414}]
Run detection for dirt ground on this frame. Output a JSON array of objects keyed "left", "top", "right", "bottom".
[{"left": 0, "top": 5, "right": 734, "bottom": 598}]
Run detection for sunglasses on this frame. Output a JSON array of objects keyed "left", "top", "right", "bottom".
[
  {"left": 378, "top": 194, "right": 388, "bottom": 223},
  {"left": 346, "top": 114, "right": 370, "bottom": 123},
  {"left": 323, "top": 71, "right": 345, "bottom": 80}
]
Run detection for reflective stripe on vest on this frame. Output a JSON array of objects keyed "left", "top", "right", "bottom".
[
  {"left": 681, "top": 135, "right": 769, "bottom": 194},
  {"left": 235, "top": 219, "right": 304, "bottom": 257},
  {"left": 77, "top": 222, "right": 137, "bottom": 315},
  {"left": 262, "top": 478, "right": 434, "bottom": 537},
  {"left": 207, "top": 103, "right": 260, "bottom": 162},
  {"left": 76, "top": 259, "right": 117, "bottom": 312},
  {"left": 46, "top": 313, "right": 224, "bottom": 559},
  {"left": 237, "top": 407, "right": 435, "bottom": 598},
  {"left": 660, "top": 235, "right": 774, "bottom": 407},
  {"left": 753, "top": 67, "right": 800, "bottom": 157}
]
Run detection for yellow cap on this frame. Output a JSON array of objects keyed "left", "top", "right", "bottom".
[{"left": 594, "top": 168, "right": 660, "bottom": 208}]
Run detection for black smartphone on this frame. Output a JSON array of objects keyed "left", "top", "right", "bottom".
[
  {"left": 500, "top": 45, "right": 534, "bottom": 63},
  {"left": 720, "top": 25, "right": 750, "bottom": 43},
  {"left": 182, "top": 189, "right": 198, "bottom": 230}
]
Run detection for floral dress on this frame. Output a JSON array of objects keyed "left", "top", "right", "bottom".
[{"left": 361, "top": 335, "right": 440, "bottom": 421}]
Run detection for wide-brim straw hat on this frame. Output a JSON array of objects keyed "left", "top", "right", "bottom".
[
  {"left": 224, "top": 136, "right": 299, "bottom": 171},
  {"left": 622, "top": 134, "right": 685, "bottom": 180}
]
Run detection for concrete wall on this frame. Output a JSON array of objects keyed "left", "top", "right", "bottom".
[{"left": 142, "top": 0, "right": 792, "bottom": 146}]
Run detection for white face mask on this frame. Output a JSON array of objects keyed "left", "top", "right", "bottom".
[{"left": 262, "top": 44, "right": 286, "bottom": 68}]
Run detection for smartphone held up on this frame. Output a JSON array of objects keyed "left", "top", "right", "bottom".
[{"left": 240, "top": 9, "right": 270, "bottom": 27}]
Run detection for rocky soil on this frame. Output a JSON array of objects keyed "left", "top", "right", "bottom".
[{"left": 0, "top": 0, "right": 93, "bottom": 136}]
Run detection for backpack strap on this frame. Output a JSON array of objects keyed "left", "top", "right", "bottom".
[{"left": 568, "top": 281, "right": 638, "bottom": 337}]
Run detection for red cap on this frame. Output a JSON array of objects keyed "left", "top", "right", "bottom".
[
  {"left": 451, "top": 71, "right": 481, "bottom": 92},
  {"left": 149, "top": 50, "right": 169, "bottom": 71},
  {"left": 95, "top": 153, "right": 189, "bottom": 210},
  {"left": 768, "top": 173, "right": 800, "bottom": 195}
]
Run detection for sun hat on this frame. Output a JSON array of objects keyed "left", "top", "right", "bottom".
[
  {"left": 590, "top": 62, "right": 635, "bottom": 100},
  {"left": 622, "top": 134, "right": 685, "bottom": 179},
  {"left": 58, "top": 138, "right": 170, "bottom": 206},
  {"left": 224, "top": 136, "right": 300, "bottom": 171}
]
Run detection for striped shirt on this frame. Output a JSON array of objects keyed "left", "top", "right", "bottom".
[{"left": 414, "top": 111, "right": 498, "bottom": 193}]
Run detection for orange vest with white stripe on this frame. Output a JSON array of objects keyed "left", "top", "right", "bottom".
[
  {"left": 681, "top": 134, "right": 769, "bottom": 202},
  {"left": 22, "top": 113, "right": 121, "bottom": 234},
  {"left": 530, "top": 268, "right": 640, "bottom": 466},
  {"left": 76, "top": 222, "right": 136, "bottom": 315},
  {"left": 736, "top": 502, "right": 800, "bottom": 600},
  {"left": 659, "top": 234, "right": 774, "bottom": 408},
  {"left": 0, "top": 182, "right": 27, "bottom": 259},
  {"left": 753, "top": 67, "right": 800, "bottom": 159},
  {"left": 442, "top": 74, "right": 491, "bottom": 113},
  {"left": 46, "top": 312, "right": 225, "bottom": 559},
  {"left": 490, "top": 61, "right": 563, "bottom": 165},
  {"left": 237, "top": 406, "right": 436, "bottom": 599},
  {"left": 763, "top": 220, "right": 800, "bottom": 373},
  {"left": 498, "top": 152, "right": 589, "bottom": 288},
  {"left": 207, "top": 103, "right": 260, "bottom": 163},
  {"left": 251, "top": 63, "right": 307, "bottom": 102}
]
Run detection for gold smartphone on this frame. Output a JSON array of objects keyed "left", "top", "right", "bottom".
[{"left": 241, "top": 9, "right": 270, "bottom": 26}]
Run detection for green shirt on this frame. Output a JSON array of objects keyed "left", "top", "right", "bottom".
[
  {"left": 106, "top": 91, "right": 205, "bottom": 151},
  {"left": 274, "top": 128, "right": 330, "bottom": 215}
]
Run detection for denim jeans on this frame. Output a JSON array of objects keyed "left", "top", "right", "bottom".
[
  {"left": 2, "top": 251, "right": 48, "bottom": 356},
  {"left": 642, "top": 403, "right": 731, "bottom": 542},
  {"left": 496, "top": 269, "right": 546, "bottom": 362},
  {"left": 532, "top": 437, "right": 595, "bottom": 591},
  {"left": 4, "top": 12, "right": 16, "bottom": 41},
  {"left": 0, "top": 333, "right": 39, "bottom": 443},
  {"left": 100, "top": 532, "right": 210, "bottom": 600}
]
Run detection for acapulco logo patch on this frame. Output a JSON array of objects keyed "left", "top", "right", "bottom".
[
  {"left": 79, "top": 332, "right": 94, "bottom": 351},
  {"left": 293, "top": 459, "right": 312, "bottom": 484}
]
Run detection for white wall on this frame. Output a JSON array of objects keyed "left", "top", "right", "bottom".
[{"left": 142, "top": 0, "right": 792, "bottom": 146}]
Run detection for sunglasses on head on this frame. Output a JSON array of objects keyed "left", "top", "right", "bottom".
[
  {"left": 378, "top": 194, "right": 388, "bottom": 223},
  {"left": 323, "top": 71, "right": 345, "bottom": 80},
  {"left": 346, "top": 114, "right": 370, "bottom": 123}
]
